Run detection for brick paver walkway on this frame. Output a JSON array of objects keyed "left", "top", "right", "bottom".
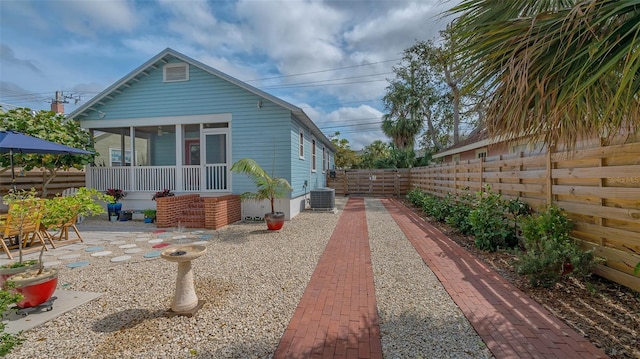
[
  {"left": 381, "top": 198, "right": 607, "bottom": 359},
  {"left": 274, "top": 198, "right": 382, "bottom": 359}
]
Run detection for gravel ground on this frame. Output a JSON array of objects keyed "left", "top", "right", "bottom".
[
  {"left": 5, "top": 198, "right": 491, "bottom": 358},
  {"left": 365, "top": 198, "right": 492, "bottom": 359}
]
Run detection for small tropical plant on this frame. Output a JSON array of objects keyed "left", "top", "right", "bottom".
[
  {"left": 445, "top": 192, "right": 474, "bottom": 235},
  {"left": 105, "top": 188, "right": 126, "bottom": 203},
  {"left": 468, "top": 189, "right": 514, "bottom": 251},
  {"left": 152, "top": 189, "right": 174, "bottom": 201},
  {"left": 516, "top": 206, "right": 594, "bottom": 288},
  {"left": 143, "top": 209, "right": 157, "bottom": 219},
  {"left": 230, "top": 158, "right": 293, "bottom": 214},
  {"left": 0, "top": 281, "right": 24, "bottom": 355}
]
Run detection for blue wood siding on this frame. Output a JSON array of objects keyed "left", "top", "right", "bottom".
[
  {"left": 84, "top": 58, "right": 294, "bottom": 195},
  {"left": 83, "top": 57, "right": 334, "bottom": 196}
]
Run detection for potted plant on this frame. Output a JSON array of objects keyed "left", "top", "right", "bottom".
[
  {"left": 230, "top": 158, "right": 293, "bottom": 230},
  {"left": 143, "top": 209, "right": 156, "bottom": 223},
  {"left": 152, "top": 189, "right": 174, "bottom": 201},
  {"left": 105, "top": 188, "right": 126, "bottom": 221},
  {"left": 2, "top": 188, "right": 108, "bottom": 308}
]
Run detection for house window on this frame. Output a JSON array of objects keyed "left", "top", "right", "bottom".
[
  {"left": 322, "top": 146, "right": 326, "bottom": 173},
  {"left": 163, "top": 63, "right": 189, "bottom": 82},
  {"left": 299, "top": 131, "right": 304, "bottom": 159},
  {"left": 476, "top": 148, "right": 488, "bottom": 159},
  {"left": 110, "top": 148, "right": 133, "bottom": 166},
  {"left": 311, "top": 138, "right": 316, "bottom": 172}
]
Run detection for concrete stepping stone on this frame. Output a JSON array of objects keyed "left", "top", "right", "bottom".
[
  {"left": 143, "top": 251, "right": 162, "bottom": 259},
  {"left": 85, "top": 246, "right": 106, "bottom": 252},
  {"left": 43, "top": 261, "right": 62, "bottom": 267},
  {"left": 67, "top": 261, "right": 90, "bottom": 268},
  {"left": 191, "top": 241, "right": 208, "bottom": 246},
  {"left": 148, "top": 239, "right": 164, "bottom": 244},
  {"left": 153, "top": 229, "right": 166, "bottom": 234},
  {"left": 119, "top": 244, "right": 137, "bottom": 249},
  {"left": 172, "top": 235, "right": 187, "bottom": 240},
  {"left": 111, "top": 255, "right": 131, "bottom": 263},
  {"left": 191, "top": 230, "right": 204, "bottom": 234},
  {"left": 109, "top": 240, "right": 127, "bottom": 245},
  {"left": 58, "top": 254, "right": 81, "bottom": 260},
  {"left": 199, "top": 234, "right": 213, "bottom": 240},
  {"left": 152, "top": 243, "right": 170, "bottom": 249},
  {"left": 124, "top": 248, "right": 143, "bottom": 254},
  {"left": 158, "top": 233, "right": 171, "bottom": 238},
  {"left": 91, "top": 251, "right": 112, "bottom": 257},
  {"left": 136, "top": 237, "right": 151, "bottom": 242}
]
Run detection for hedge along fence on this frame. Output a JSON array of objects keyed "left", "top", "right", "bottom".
[
  {"left": 0, "top": 168, "right": 86, "bottom": 198},
  {"left": 409, "top": 139, "right": 640, "bottom": 291}
]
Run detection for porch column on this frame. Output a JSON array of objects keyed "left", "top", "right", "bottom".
[
  {"left": 130, "top": 126, "right": 135, "bottom": 191},
  {"left": 175, "top": 124, "right": 183, "bottom": 192}
]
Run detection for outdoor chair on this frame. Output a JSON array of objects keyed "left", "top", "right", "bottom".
[{"left": 0, "top": 199, "right": 51, "bottom": 260}]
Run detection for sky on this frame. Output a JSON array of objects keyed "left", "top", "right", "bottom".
[{"left": 0, "top": 0, "right": 456, "bottom": 150}]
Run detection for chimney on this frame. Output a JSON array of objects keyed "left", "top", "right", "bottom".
[{"left": 50, "top": 91, "right": 64, "bottom": 114}]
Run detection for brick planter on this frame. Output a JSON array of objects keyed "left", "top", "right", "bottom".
[{"left": 156, "top": 194, "right": 241, "bottom": 229}]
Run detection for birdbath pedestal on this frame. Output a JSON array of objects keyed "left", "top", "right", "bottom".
[{"left": 161, "top": 245, "right": 207, "bottom": 317}]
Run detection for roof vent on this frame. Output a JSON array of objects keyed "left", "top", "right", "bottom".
[
  {"left": 164, "top": 63, "right": 189, "bottom": 82},
  {"left": 310, "top": 188, "right": 335, "bottom": 211}
]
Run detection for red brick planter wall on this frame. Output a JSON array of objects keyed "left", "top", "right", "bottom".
[
  {"left": 156, "top": 194, "right": 241, "bottom": 229},
  {"left": 155, "top": 194, "right": 200, "bottom": 228},
  {"left": 204, "top": 195, "right": 242, "bottom": 230}
]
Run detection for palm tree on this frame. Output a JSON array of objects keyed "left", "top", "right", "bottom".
[
  {"left": 449, "top": 0, "right": 640, "bottom": 148},
  {"left": 230, "top": 158, "right": 293, "bottom": 214}
]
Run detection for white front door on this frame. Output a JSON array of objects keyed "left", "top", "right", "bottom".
[{"left": 202, "top": 130, "right": 229, "bottom": 191}]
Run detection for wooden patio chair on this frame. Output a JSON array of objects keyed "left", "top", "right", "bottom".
[
  {"left": 39, "top": 200, "right": 84, "bottom": 246},
  {"left": 0, "top": 199, "right": 51, "bottom": 260}
]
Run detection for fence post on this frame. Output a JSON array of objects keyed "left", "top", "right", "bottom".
[{"left": 546, "top": 145, "right": 554, "bottom": 205}]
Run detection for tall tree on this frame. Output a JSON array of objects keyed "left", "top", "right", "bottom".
[
  {"left": 360, "top": 140, "right": 391, "bottom": 168},
  {"left": 450, "top": 0, "right": 640, "bottom": 148},
  {"left": 330, "top": 132, "right": 360, "bottom": 169},
  {"left": 0, "top": 108, "right": 95, "bottom": 196},
  {"left": 382, "top": 41, "right": 448, "bottom": 151}
]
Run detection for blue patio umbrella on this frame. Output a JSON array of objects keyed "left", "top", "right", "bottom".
[{"left": 0, "top": 130, "right": 91, "bottom": 189}]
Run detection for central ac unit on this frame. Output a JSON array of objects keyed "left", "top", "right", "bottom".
[{"left": 310, "top": 188, "right": 335, "bottom": 210}]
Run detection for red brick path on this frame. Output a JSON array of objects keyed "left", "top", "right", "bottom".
[
  {"left": 381, "top": 198, "right": 608, "bottom": 359},
  {"left": 274, "top": 197, "right": 382, "bottom": 359}
]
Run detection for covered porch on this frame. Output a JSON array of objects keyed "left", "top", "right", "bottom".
[{"left": 84, "top": 117, "right": 231, "bottom": 194}]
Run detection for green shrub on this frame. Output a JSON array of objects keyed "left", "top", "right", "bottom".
[
  {"left": 516, "top": 206, "right": 594, "bottom": 288},
  {"left": 445, "top": 193, "right": 474, "bottom": 235},
  {"left": 431, "top": 193, "right": 455, "bottom": 222},
  {"left": 406, "top": 188, "right": 426, "bottom": 206},
  {"left": 421, "top": 194, "right": 440, "bottom": 217},
  {"left": 506, "top": 198, "right": 532, "bottom": 243},
  {"left": 0, "top": 283, "right": 24, "bottom": 355},
  {"left": 468, "top": 191, "right": 514, "bottom": 251}
]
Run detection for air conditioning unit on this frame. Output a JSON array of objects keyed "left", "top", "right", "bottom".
[{"left": 310, "top": 188, "right": 335, "bottom": 210}]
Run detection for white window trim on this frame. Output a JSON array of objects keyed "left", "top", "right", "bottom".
[
  {"left": 163, "top": 63, "right": 189, "bottom": 82},
  {"left": 299, "top": 130, "right": 305, "bottom": 159},
  {"left": 311, "top": 137, "right": 317, "bottom": 173},
  {"left": 322, "top": 146, "right": 326, "bottom": 173}
]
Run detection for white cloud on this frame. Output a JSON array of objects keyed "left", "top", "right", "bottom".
[{"left": 58, "top": 0, "right": 137, "bottom": 37}]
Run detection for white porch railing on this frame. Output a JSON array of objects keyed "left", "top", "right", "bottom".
[{"left": 87, "top": 165, "right": 228, "bottom": 192}]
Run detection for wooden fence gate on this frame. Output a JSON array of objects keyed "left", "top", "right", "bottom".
[{"left": 327, "top": 169, "right": 410, "bottom": 197}]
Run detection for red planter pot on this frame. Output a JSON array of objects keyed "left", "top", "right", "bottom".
[
  {"left": 265, "top": 212, "right": 285, "bottom": 230},
  {"left": 9, "top": 268, "right": 58, "bottom": 308}
]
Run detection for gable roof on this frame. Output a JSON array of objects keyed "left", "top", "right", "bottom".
[{"left": 69, "top": 48, "right": 335, "bottom": 151}]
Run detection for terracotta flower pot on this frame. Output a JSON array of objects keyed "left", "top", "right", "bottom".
[
  {"left": 9, "top": 268, "right": 58, "bottom": 308},
  {"left": 265, "top": 212, "right": 285, "bottom": 230}
]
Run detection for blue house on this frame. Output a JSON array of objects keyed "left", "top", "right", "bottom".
[{"left": 69, "top": 48, "right": 335, "bottom": 220}]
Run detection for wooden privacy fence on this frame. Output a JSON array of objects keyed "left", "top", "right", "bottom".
[
  {"left": 0, "top": 168, "right": 86, "bottom": 198},
  {"left": 409, "top": 141, "right": 640, "bottom": 291},
  {"left": 327, "top": 169, "right": 411, "bottom": 197}
]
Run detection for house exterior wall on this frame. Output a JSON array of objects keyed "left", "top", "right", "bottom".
[{"left": 77, "top": 52, "right": 334, "bottom": 219}]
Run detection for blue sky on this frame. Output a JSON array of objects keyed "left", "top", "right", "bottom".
[{"left": 0, "top": 0, "right": 455, "bottom": 150}]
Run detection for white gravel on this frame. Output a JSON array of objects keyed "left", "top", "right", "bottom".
[
  {"left": 366, "top": 198, "right": 492, "bottom": 359},
  {"left": 4, "top": 198, "right": 492, "bottom": 358}
]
